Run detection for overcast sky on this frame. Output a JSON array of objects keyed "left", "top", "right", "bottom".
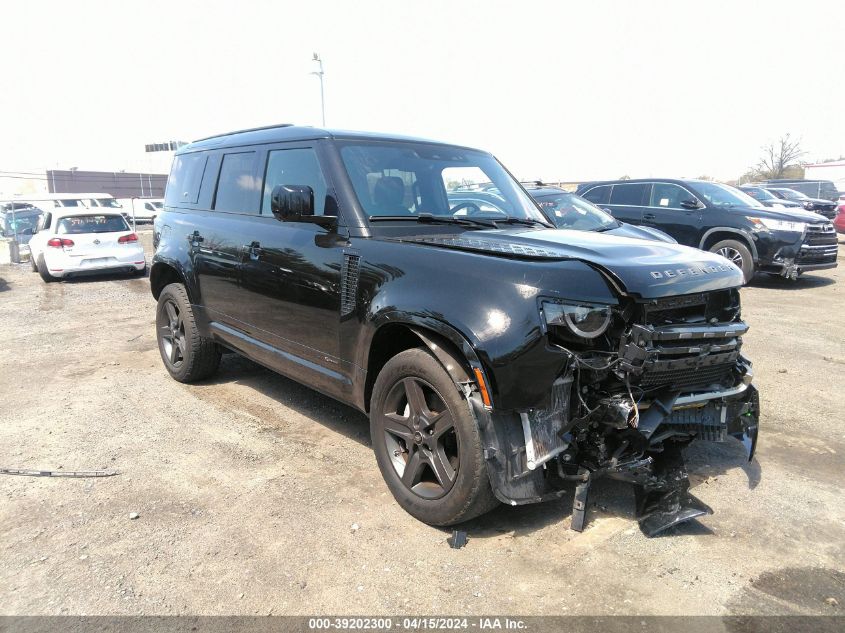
[{"left": 1, "top": 0, "right": 843, "bottom": 184}]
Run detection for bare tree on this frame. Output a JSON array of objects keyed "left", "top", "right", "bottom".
[{"left": 755, "top": 134, "right": 805, "bottom": 180}]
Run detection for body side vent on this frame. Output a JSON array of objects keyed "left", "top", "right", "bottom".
[{"left": 340, "top": 253, "right": 361, "bottom": 317}]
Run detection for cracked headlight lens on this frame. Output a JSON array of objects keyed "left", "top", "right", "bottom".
[{"left": 541, "top": 301, "right": 612, "bottom": 339}]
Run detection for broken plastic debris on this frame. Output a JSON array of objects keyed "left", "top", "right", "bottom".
[{"left": 447, "top": 530, "right": 468, "bottom": 549}]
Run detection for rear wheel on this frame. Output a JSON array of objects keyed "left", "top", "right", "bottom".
[
  {"left": 709, "top": 239, "right": 754, "bottom": 283},
  {"left": 36, "top": 255, "right": 57, "bottom": 283},
  {"left": 30, "top": 256, "right": 38, "bottom": 272},
  {"left": 156, "top": 283, "right": 220, "bottom": 382},
  {"left": 370, "top": 348, "right": 499, "bottom": 526}
]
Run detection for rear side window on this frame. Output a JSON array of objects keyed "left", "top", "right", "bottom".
[
  {"left": 56, "top": 214, "right": 129, "bottom": 234},
  {"left": 165, "top": 153, "right": 209, "bottom": 206},
  {"left": 582, "top": 185, "right": 611, "bottom": 205},
  {"left": 214, "top": 152, "right": 260, "bottom": 213},
  {"left": 610, "top": 183, "right": 650, "bottom": 206},
  {"left": 262, "top": 148, "right": 330, "bottom": 216}
]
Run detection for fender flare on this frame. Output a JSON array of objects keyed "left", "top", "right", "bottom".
[
  {"left": 403, "top": 324, "right": 547, "bottom": 506},
  {"left": 699, "top": 227, "right": 759, "bottom": 262},
  {"left": 150, "top": 256, "right": 197, "bottom": 303}
]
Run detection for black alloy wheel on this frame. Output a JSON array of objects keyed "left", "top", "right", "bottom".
[
  {"left": 158, "top": 297, "right": 186, "bottom": 369},
  {"left": 369, "top": 348, "right": 499, "bottom": 526},
  {"left": 155, "top": 283, "right": 220, "bottom": 382},
  {"left": 378, "top": 375, "right": 459, "bottom": 499}
]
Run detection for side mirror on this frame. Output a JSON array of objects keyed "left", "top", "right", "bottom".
[
  {"left": 680, "top": 199, "right": 701, "bottom": 210},
  {"left": 271, "top": 184, "right": 314, "bottom": 221}
]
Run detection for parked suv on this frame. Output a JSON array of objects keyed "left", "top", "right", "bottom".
[
  {"left": 762, "top": 187, "right": 838, "bottom": 219},
  {"left": 738, "top": 185, "right": 802, "bottom": 209},
  {"left": 152, "top": 125, "right": 759, "bottom": 536},
  {"left": 577, "top": 179, "right": 838, "bottom": 281},
  {"left": 764, "top": 179, "right": 839, "bottom": 202}
]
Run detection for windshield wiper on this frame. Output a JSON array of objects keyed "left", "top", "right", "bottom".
[
  {"left": 494, "top": 216, "right": 553, "bottom": 228},
  {"left": 594, "top": 223, "right": 620, "bottom": 232},
  {"left": 369, "top": 214, "right": 497, "bottom": 228}
]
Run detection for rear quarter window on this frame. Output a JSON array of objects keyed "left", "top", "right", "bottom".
[
  {"left": 582, "top": 185, "right": 611, "bottom": 205},
  {"left": 609, "top": 182, "right": 650, "bottom": 206},
  {"left": 165, "top": 152, "right": 209, "bottom": 206}
]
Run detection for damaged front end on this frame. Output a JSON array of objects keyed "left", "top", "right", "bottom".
[{"left": 474, "top": 288, "right": 760, "bottom": 536}]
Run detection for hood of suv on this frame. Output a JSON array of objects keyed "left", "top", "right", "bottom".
[
  {"left": 740, "top": 206, "right": 829, "bottom": 223},
  {"left": 396, "top": 228, "right": 745, "bottom": 298}
]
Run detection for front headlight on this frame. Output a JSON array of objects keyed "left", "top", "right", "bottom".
[
  {"left": 747, "top": 217, "right": 806, "bottom": 233},
  {"left": 541, "top": 301, "right": 612, "bottom": 339}
]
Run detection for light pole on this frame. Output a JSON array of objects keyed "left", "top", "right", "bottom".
[{"left": 310, "top": 53, "right": 326, "bottom": 127}]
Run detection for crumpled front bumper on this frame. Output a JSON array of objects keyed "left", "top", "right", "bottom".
[{"left": 637, "top": 380, "right": 760, "bottom": 462}]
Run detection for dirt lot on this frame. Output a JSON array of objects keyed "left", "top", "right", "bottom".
[{"left": 1, "top": 228, "right": 844, "bottom": 616}]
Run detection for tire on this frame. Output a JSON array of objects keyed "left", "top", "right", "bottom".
[
  {"left": 37, "top": 255, "right": 58, "bottom": 283},
  {"left": 156, "top": 283, "right": 221, "bottom": 382},
  {"left": 709, "top": 239, "right": 754, "bottom": 283},
  {"left": 370, "top": 348, "right": 499, "bottom": 526},
  {"left": 30, "top": 255, "right": 38, "bottom": 272}
]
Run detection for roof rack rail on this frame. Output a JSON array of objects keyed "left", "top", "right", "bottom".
[{"left": 193, "top": 123, "right": 295, "bottom": 143}]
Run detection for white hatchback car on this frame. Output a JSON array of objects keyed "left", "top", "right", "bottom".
[{"left": 29, "top": 211, "right": 146, "bottom": 282}]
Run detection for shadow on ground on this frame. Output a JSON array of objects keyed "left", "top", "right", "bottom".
[{"left": 747, "top": 274, "right": 835, "bottom": 290}]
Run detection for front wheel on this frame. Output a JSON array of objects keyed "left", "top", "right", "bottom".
[
  {"left": 156, "top": 283, "right": 220, "bottom": 382},
  {"left": 369, "top": 348, "right": 499, "bottom": 526},
  {"left": 709, "top": 239, "right": 754, "bottom": 283}
]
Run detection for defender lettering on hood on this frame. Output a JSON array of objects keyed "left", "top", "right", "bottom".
[{"left": 650, "top": 264, "right": 734, "bottom": 279}]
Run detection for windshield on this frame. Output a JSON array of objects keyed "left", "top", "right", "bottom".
[
  {"left": 152, "top": 201, "right": 163, "bottom": 209},
  {"left": 775, "top": 188, "right": 807, "bottom": 200},
  {"left": 693, "top": 182, "right": 762, "bottom": 208},
  {"left": 743, "top": 187, "right": 776, "bottom": 201},
  {"left": 339, "top": 142, "right": 547, "bottom": 223},
  {"left": 3, "top": 213, "right": 40, "bottom": 235},
  {"left": 56, "top": 214, "right": 129, "bottom": 234},
  {"left": 533, "top": 192, "right": 618, "bottom": 231}
]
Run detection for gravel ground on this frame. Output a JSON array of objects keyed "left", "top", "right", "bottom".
[{"left": 1, "top": 229, "right": 843, "bottom": 616}]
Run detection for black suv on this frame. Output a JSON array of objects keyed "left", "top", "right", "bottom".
[
  {"left": 764, "top": 178, "right": 839, "bottom": 202},
  {"left": 577, "top": 179, "right": 838, "bottom": 281},
  {"left": 763, "top": 186, "right": 838, "bottom": 219},
  {"left": 152, "top": 126, "right": 759, "bottom": 536}
]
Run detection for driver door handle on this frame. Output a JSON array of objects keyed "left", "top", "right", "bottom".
[
  {"left": 247, "top": 241, "right": 262, "bottom": 261},
  {"left": 642, "top": 213, "right": 656, "bottom": 221},
  {"left": 188, "top": 230, "right": 204, "bottom": 247}
]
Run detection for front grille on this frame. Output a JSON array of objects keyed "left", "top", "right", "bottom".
[
  {"left": 799, "top": 223, "right": 838, "bottom": 264},
  {"left": 804, "top": 223, "right": 837, "bottom": 246},
  {"left": 639, "top": 363, "right": 734, "bottom": 391},
  {"left": 625, "top": 290, "right": 745, "bottom": 394},
  {"left": 641, "top": 289, "right": 740, "bottom": 326}
]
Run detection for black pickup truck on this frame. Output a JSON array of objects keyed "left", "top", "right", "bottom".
[{"left": 152, "top": 125, "right": 759, "bottom": 536}]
